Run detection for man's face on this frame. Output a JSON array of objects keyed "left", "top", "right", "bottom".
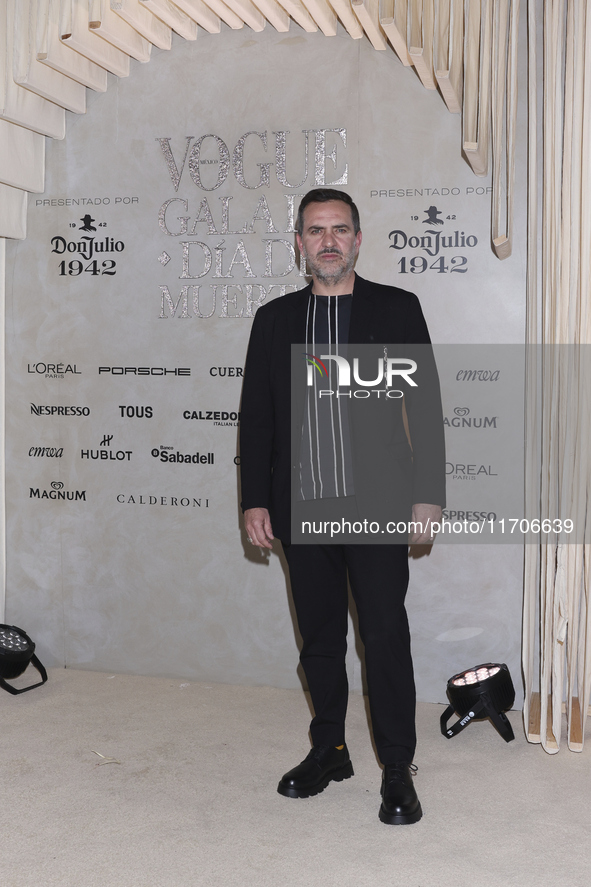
[{"left": 296, "top": 200, "right": 362, "bottom": 287}]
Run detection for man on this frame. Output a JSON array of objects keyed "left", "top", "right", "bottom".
[{"left": 240, "top": 188, "right": 445, "bottom": 825}]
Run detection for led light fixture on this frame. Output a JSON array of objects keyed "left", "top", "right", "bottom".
[
  {"left": 0, "top": 624, "right": 47, "bottom": 695},
  {"left": 440, "top": 662, "right": 515, "bottom": 742}
]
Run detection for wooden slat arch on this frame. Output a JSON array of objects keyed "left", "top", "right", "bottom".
[{"left": 1, "top": 0, "right": 518, "bottom": 247}]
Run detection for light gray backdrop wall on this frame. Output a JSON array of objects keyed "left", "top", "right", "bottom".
[{"left": 4, "top": 25, "right": 527, "bottom": 705}]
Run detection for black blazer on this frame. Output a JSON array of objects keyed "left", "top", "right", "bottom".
[{"left": 239, "top": 274, "right": 446, "bottom": 542}]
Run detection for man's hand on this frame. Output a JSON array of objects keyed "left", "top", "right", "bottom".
[
  {"left": 244, "top": 507, "right": 274, "bottom": 550},
  {"left": 409, "top": 503, "right": 442, "bottom": 544}
]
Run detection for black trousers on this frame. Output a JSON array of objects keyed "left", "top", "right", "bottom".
[{"left": 282, "top": 542, "right": 416, "bottom": 765}]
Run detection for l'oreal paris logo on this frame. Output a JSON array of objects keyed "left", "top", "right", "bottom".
[{"left": 304, "top": 353, "right": 418, "bottom": 399}]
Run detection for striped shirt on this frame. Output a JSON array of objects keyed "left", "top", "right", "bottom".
[{"left": 299, "top": 293, "right": 355, "bottom": 501}]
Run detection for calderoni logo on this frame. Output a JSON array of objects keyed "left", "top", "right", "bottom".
[
  {"left": 117, "top": 492, "right": 210, "bottom": 507},
  {"left": 151, "top": 446, "right": 214, "bottom": 464},
  {"left": 28, "top": 362, "right": 81, "bottom": 379},
  {"left": 30, "top": 404, "right": 90, "bottom": 416},
  {"left": 446, "top": 463, "right": 498, "bottom": 480},
  {"left": 99, "top": 367, "right": 190, "bottom": 376},
  {"left": 183, "top": 409, "right": 240, "bottom": 426},
  {"left": 29, "top": 446, "right": 64, "bottom": 458},
  {"left": 444, "top": 407, "right": 498, "bottom": 429},
  {"left": 30, "top": 480, "right": 86, "bottom": 501}
]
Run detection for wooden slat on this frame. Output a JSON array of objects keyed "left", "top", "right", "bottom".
[
  {"left": 89, "top": 0, "right": 152, "bottom": 62},
  {"left": 13, "top": 0, "right": 87, "bottom": 114},
  {"left": 0, "top": 183, "right": 27, "bottom": 240},
  {"left": 0, "top": 118, "right": 45, "bottom": 192},
  {"left": 1, "top": 0, "right": 66, "bottom": 139},
  {"left": 351, "top": 0, "right": 387, "bottom": 51},
  {"left": 110, "top": 0, "right": 173, "bottom": 50},
  {"left": 301, "top": 0, "right": 336, "bottom": 36},
  {"left": 37, "top": 0, "right": 108, "bottom": 92},
  {"left": 275, "top": 0, "right": 317, "bottom": 32},
  {"left": 568, "top": 697, "right": 584, "bottom": 751},
  {"left": 248, "top": 0, "right": 289, "bottom": 32},
  {"left": 179, "top": 0, "right": 243, "bottom": 29},
  {"left": 223, "top": 0, "right": 266, "bottom": 30},
  {"left": 379, "top": 0, "right": 412, "bottom": 65},
  {"left": 60, "top": 0, "right": 131, "bottom": 77},
  {"left": 408, "top": 0, "right": 436, "bottom": 88},
  {"left": 139, "top": 0, "right": 199, "bottom": 39},
  {"left": 527, "top": 690, "right": 541, "bottom": 742},
  {"left": 463, "top": 0, "right": 492, "bottom": 177},
  {"left": 545, "top": 693, "right": 559, "bottom": 750},
  {"left": 330, "top": 0, "right": 363, "bottom": 40},
  {"left": 434, "top": 0, "right": 463, "bottom": 113},
  {"left": 490, "top": 0, "right": 510, "bottom": 258}
]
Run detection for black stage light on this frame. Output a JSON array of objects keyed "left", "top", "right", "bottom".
[
  {"left": 440, "top": 662, "right": 515, "bottom": 742},
  {"left": 0, "top": 624, "right": 48, "bottom": 695}
]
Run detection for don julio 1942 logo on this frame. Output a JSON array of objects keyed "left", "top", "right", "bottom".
[{"left": 389, "top": 205, "right": 478, "bottom": 275}]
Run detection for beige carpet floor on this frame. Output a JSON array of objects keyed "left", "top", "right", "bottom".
[{"left": 0, "top": 667, "right": 589, "bottom": 887}]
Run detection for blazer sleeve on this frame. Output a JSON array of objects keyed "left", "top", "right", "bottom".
[
  {"left": 403, "top": 294, "right": 447, "bottom": 507},
  {"left": 239, "top": 307, "right": 275, "bottom": 513}
]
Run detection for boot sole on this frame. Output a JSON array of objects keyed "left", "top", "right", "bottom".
[
  {"left": 378, "top": 801, "right": 423, "bottom": 825},
  {"left": 277, "top": 761, "right": 354, "bottom": 798}
]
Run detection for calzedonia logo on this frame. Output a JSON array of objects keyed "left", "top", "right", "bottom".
[
  {"left": 28, "top": 362, "right": 81, "bottom": 379},
  {"left": 183, "top": 409, "right": 240, "bottom": 426},
  {"left": 151, "top": 446, "right": 214, "bottom": 464},
  {"left": 30, "top": 480, "right": 86, "bottom": 501}
]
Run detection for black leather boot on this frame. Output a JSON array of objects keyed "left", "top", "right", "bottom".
[
  {"left": 277, "top": 744, "right": 354, "bottom": 798},
  {"left": 379, "top": 762, "right": 422, "bottom": 824}
]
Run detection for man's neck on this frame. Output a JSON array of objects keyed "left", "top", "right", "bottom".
[{"left": 311, "top": 271, "right": 356, "bottom": 296}]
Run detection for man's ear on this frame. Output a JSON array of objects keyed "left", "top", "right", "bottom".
[{"left": 296, "top": 233, "right": 303, "bottom": 256}]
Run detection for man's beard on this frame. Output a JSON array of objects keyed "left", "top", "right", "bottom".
[{"left": 304, "top": 246, "right": 357, "bottom": 286}]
